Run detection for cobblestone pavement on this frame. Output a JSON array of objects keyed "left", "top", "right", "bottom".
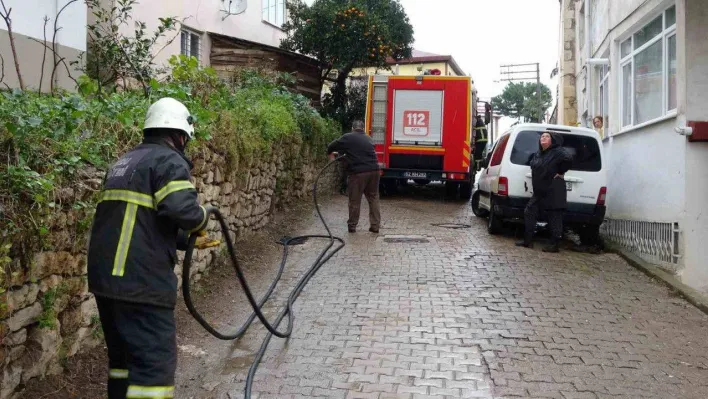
[{"left": 177, "top": 188, "right": 708, "bottom": 399}]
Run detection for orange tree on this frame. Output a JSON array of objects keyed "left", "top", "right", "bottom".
[{"left": 281, "top": 0, "right": 413, "bottom": 130}]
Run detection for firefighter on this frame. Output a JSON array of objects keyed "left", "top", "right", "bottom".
[
  {"left": 473, "top": 116, "right": 489, "bottom": 171},
  {"left": 87, "top": 97, "right": 218, "bottom": 399}
]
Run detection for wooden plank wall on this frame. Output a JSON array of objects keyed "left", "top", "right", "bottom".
[{"left": 210, "top": 35, "right": 323, "bottom": 105}]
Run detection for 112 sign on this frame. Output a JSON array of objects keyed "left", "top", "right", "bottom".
[{"left": 403, "top": 110, "right": 430, "bottom": 136}]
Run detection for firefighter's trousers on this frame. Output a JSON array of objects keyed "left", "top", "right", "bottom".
[{"left": 96, "top": 297, "right": 177, "bottom": 399}]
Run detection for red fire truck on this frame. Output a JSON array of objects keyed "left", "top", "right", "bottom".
[{"left": 364, "top": 74, "right": 479, "bottom": 198}]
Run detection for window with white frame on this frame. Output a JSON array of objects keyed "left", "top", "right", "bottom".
[
  {"left": 598, "top": 64, "right": 610, "bottom": 138},
  {"left": 620, "top": 5, "right": 676, "bottom": 129},
  {"left": 180, "top": 29, "right": 201, "bottom": 61},
  {"left": 262, "top": 0, "right": 286, "bottom": 27}
]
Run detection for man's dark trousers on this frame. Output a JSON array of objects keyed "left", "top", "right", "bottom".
[
  {"left": 96, "top": 297, "right": 177, "bottom": 399},
  {"left": 347, "top": 170, "right": 381, "bottom": 231}
]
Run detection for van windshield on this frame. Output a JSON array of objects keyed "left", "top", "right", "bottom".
[{"left": 510, "top": 130, "right": 602, "bottom": 172}]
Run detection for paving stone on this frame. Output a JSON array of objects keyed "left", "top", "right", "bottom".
[{"left": 175, "top": 194, "right": 708, "bottom": 399}]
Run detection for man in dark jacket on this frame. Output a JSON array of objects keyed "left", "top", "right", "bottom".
[
  {"left": 327, "top": 120, "right": 381, "bottom": 233},
  {"left": 516, "top": 131, "right": 573, "bottom": 252},
  {"left": 88, "top": 98, "right": 216, "bottom": 399}
]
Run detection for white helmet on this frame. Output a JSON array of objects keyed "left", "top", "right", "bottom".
[{"left": 143, "top": 97, "right": 195, "bottom": 140}]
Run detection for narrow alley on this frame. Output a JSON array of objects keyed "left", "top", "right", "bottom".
[{"left": 173, "top": 188, "right": 708, "bottom": 399}]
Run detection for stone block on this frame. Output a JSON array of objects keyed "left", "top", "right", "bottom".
[
  {"left": 23, "top": 323, "right": 62, "bottom": 381},
  {"left": 6, "top": 329, "right": 27, "bottom": 346},
  {"left": 6, "top": 303, "right": 42, "bottom": 332},
  {"left": 6, "top": 284, "right": 39, "bottom": 314},
  {"left": 0, "top": 364, "right": 22, "bottom": 399},
  {"left": 215, "top": 167, "right": 223, "bottom": 184},
  {"left": 80, "top": 297, "right": 98, "bottom": 327}
]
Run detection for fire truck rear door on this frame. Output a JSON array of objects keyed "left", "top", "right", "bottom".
[{"left": 392, "top": 89, "right": 444, "bottom": 145}]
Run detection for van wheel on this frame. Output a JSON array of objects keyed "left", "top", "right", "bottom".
[
  {"left": 579, "top": 224, "right": 600, "bottom": 246},
  {"left": 471, "top": 191, "right": 489, "bottom": 217},
  {"left": 487, "top": 198, "right": 503, "bottom": 235}
]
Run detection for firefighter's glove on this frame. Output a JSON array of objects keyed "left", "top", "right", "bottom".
[{"left": 195, "top": 235, "right": 221, "bottom": 250}]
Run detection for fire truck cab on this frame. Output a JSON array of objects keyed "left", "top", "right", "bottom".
[{"left": 364, "top": 74, "right": 479, "bottom": 198}]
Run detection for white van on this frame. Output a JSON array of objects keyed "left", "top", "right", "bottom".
[{"left": 471, "top": 123, "right": 607, "bottom": 245}]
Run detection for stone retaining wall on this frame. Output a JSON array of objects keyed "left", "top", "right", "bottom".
[{"left": 0, "top": 139, "right": 337, "bottom": 398}]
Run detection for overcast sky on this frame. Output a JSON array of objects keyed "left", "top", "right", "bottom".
[{"left": 397, "top": 0, "right": 561, "bottom": 133}]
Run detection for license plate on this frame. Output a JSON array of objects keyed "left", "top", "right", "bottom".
[
  {"left": 566, "top": 181, "right": 573, "bottom": 191},
  {"left": 403, "top": 172, "right": 427, "bottom": 178}
]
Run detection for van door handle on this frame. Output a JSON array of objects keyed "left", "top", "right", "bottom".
[
  {"left": 524, "top": 182, "right": 528, "bottom": 192},
  {"left": 564, "top": 176, "right": 584, "bottom": 183},
  {"left": 525, "top": 173, "right": 532, "bottom": 178}
]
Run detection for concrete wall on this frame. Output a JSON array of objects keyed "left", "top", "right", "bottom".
[
  {"left": 602, "top": 119, "right": 686, "bottom": 222},
  {"left": 680, "top": 0, "right": 708, "bottom": 291},
  {"left": 0, "top": 0, "right": 86, "bottom": 91},
  {"left": 1, "top": 0, "right": 87, "bottom": 51},
  {"left": 120, "top": 0, "right": 287, "bottom": 69},
  {"left": 0, "top": 30, "right": 82, "bottom": 91}
]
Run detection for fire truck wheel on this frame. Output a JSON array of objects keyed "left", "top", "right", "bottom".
[
  {"left": 487, "top": 199, "right": 503, "bottom": 235},
  {"left": 444, "top": 181, "right": 458, "bottom": 198},
  {"left": 471, "top": 191, "right": 489, "bottom": 217},
  {"left": 460, "top": 180, "right": 473, "bottom": 200}
]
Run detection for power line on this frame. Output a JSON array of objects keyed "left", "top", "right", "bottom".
[{"left": 499, "top": 62, "right": 543, "bottom": 123}]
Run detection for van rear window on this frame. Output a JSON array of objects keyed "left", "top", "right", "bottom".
[{"left": 510, "top": 131, "right": 602, "bottom": 172}]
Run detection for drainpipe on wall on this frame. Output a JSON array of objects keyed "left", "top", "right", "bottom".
[{"left": 584, "top": 0, "right": 591, "bottom": 127}]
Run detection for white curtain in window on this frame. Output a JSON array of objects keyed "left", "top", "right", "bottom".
[
  {"left": 622, "top": 64, "right": 632, "bottom": 127},
  {"left": 667, "top": 35, "right": 677, "bottom": 111},
  {"left": 633, "top": 40, "right": 662, "bottom": 124}
]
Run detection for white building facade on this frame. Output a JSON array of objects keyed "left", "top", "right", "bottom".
[
  {"left": 0, "top": 0, "right": 87, "bottom": 91},
  {"left": 565, "top": 0, "right": 708, "bottom": 292},
  {"left": 115, "top": 0, "right": 289, "bottom": 69}
]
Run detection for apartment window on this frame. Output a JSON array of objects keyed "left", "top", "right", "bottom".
[
  {"left": 598, "top": 64, "right": 609, "bottom": 138},
  {"left": 181, "top": 29, "right": 201, "bottom": 61},
  {"left": 262, "top": 0, "right": 286, "bottom": 27},
  {"left": 620, "top": 5, "right": 676, "bottom": 129}
]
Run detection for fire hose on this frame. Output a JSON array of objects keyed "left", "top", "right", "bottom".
[{"left": 181, "top": 156, "right": 345, "bottom": 398}]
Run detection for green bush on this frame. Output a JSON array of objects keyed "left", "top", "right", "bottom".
[{"left": 0, "top": 55, "right": 339, "bottom": 293}]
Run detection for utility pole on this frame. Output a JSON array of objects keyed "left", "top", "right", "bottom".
[{"left": 499, "top": 62, "right": 544, "bottom": 123}]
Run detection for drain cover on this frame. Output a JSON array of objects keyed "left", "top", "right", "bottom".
[
  {"left": 277, "top": 236, "right": 309, "bottom": 245},
  {"left": 383, "top": 235, "right": 430, "bottom": 243},
  {"left": 432, "top": 223, "right": 472, "bottom": 229}
]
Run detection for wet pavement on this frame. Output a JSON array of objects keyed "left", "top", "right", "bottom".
[{"left": 175, "top": 186, "right": 708, "bottom": 399}]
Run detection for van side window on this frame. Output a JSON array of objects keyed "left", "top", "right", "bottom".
[{"left": 490, "top": 134, "right": 510, "bottom": 166}]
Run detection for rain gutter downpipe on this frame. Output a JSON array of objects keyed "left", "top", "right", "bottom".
[{"left": 585, "top": 0, "right": 592, "bottom": 127}]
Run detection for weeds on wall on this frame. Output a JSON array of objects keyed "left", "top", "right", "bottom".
[{"left": 0, "top": 55, "right": 340, "bottom": 295}]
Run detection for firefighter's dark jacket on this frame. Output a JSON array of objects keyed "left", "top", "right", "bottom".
[{"left": 88, "top": 136, "right": 207, "bottom": 309}]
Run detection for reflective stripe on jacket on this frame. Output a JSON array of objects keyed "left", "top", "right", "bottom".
[{"left": 88, "top": 138, "right": 206, "bottom": 308}]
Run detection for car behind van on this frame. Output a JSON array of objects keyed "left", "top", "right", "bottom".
[{"left": 471, "top": 123, "right": 607, "bottom": 245}]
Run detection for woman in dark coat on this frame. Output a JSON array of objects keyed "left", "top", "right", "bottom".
[{"left": 516, "top": 131, "right": 573, "bottom": 252}]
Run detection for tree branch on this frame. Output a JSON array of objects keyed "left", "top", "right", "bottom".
[
  {"left": 50, "top": 0, "right": 79, "bottom": 92},
  {"left": 28, "top": 38, "right": 79, "bottom": 88},
  {"left": 0, "top": 53, "right": 10, "bottom": 90},
  {"left": 0, "top": 0, "right": 24, "bottom": 89},
  {"left": 38, "top": 16, "right": 49, "bottom": 93}
]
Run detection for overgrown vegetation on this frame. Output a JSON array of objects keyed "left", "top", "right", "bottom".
[
  {"left": 0, "top": 55, "right": 340, "bottom": 294},
  {"left": 38, "top": 283, "right": 69, "bottom": 330}
]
